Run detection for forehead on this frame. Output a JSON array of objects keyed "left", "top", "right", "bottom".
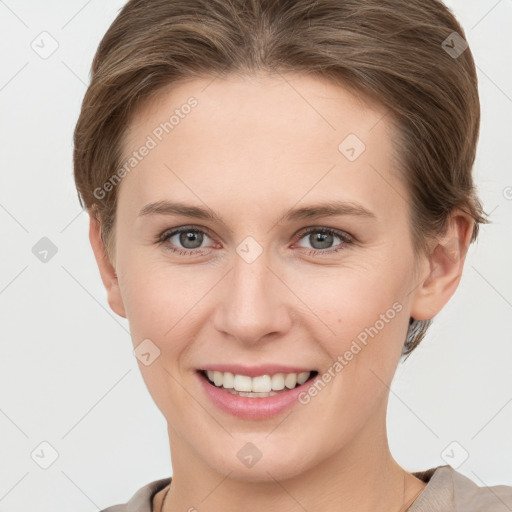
[{"left": 118, "top": 73, "right": 406, "bottom": 224}]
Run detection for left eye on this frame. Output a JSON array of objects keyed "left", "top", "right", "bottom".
[
  {"left": 294, "top": 227, "right": 353, "bottom": 254},
  {"left": 157, "top": 226, "right": 353, "bottom": 255}
]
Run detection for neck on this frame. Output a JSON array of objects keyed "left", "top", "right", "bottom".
[{"left": 161, "top": 408, "right": 425, "bottom": 512}]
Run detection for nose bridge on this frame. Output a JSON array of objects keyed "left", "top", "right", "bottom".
[
  {"left": 214, "top": 240, "right": 291, "bottom": 344},
  {"left": 233, "top": 244, "right": 273, "bottom": 301}
]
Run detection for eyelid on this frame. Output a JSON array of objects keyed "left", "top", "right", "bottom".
[
  {"left": 158, "top": 224, "right": 214, "bottom": 242},
  {"left": 294, "top": 225, "right": 354, "bottom": 243},
  {"left": 157, "top": 224, "right": 354, "bottom": 255},
  {"left": 158, "top": 224, "right": 354, "bottom": 242}
]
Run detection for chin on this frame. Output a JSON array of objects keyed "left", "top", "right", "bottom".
[{"left": 201, "top": 438, "right": 319, "bottom": 483}]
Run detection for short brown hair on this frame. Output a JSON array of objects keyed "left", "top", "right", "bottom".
[{"left": 73, "top": 0, "right": 489, "bottom": 356}]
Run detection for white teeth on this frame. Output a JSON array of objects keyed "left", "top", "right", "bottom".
[
  {"left": 204, "top": 370, "right": 312, "bottom": 392},
  {"left": 252, "top": 375, "right": 272, "bottom": 393},
  {"left": 271, "top": 373, "right": 285, "bottom": 391},
  {"left": 226, "top": 390, "right": 279, "bottom": 397},
  {"left": 213, "top": 371, "right": 223, "bottom": 387},
  {"left": 284, "top": 373, "right": 297, "bottom": 389},
  {"left": 297, "top": 371, "right": 310, "bottom": 385},
  {"left": 222, "top": 371, "right": 234, "bottom": 389},
  {"left": 233, "top": 374, "right": 252, "bottom": 392}
]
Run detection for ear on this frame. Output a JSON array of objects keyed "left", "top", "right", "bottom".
[
  {"left": 410, "top": 209, "right": 474, "bottom": 321},
  {"left": 88, "top": 211, "right": 127, "bottom": 318}
]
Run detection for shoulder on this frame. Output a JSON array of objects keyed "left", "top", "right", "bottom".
[
  {"left": 99, "top": 477, "right": 171, "bottom": 512},
  {"left": 411, "top": 465, "right": 512, "bottom": 512},
  {"left": 450, "top": 468, "right": 512, "bottom": 511}
]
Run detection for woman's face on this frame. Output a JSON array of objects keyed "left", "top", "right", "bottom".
[{"left": 100, "top": 73, "right": 431, "bottom": 481}]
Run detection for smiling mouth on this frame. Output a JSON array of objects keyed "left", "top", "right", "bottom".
[{"left": 199, "top": 369, "right": 319, "bottom": 398}]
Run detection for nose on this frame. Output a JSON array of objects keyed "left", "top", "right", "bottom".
[{"left": 212, "top": 251, "right": 293, "bottom": 347}]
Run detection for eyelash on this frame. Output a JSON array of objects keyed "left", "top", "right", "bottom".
[{"left": 156, "top": 225, "right": 354, "bottom": 257}]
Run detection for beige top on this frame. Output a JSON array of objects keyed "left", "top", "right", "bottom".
[{"left": 100, "top": 465, "right": 512, "bottom": 511}]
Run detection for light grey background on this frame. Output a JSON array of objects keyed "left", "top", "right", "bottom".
[{"left": 1, "top": 0, "right": 511, "bottom": 510}]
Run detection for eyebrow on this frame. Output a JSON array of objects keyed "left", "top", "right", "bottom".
[{"left": 137, "top": 199, "right": 377, "bottom": 228}]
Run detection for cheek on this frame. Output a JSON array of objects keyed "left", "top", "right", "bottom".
[
  {"left": 121, "top": 265, "right": 203, "bottom": 416},
  {"left": 301, "top": 292, "right": 406, "bottom": 444},
  {"left": 292, "top": 262, "right": 407, "bottom": 337},
  {"left": 291, "top": 263, "right": 409, "bottom": 398},
  {"left": 120, "top": 264, "right": 230, "bottom": 420},
  {"left": 117, "top": 260, "right": 199, "bottom": 358}
]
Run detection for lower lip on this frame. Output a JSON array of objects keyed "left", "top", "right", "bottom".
[{"left": 197, "top": 371, "right": 318, "bottom": 420}]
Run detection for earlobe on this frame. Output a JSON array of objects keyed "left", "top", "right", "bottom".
[
  {"left": 88, "top": 211, "right": 127, "bottom": 319},
  {"left": 410, "top": 210, "right": 474, "bottom": 322}
]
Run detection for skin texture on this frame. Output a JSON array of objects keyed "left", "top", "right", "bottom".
[{"left": 89, "top": 72, "right": 473, "bottom": 512}]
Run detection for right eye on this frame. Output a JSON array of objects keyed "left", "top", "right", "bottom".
[{"left": 157, "top": 225, "right": 216, "bottom": 256}]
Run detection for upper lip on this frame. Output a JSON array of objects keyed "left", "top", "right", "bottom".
[{"left": 198, "top": 364, "right": 316, "bottom": 377}]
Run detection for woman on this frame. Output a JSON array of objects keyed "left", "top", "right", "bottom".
[{"left": 73, "top": 0, "right": 512, "bottom": 510}]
